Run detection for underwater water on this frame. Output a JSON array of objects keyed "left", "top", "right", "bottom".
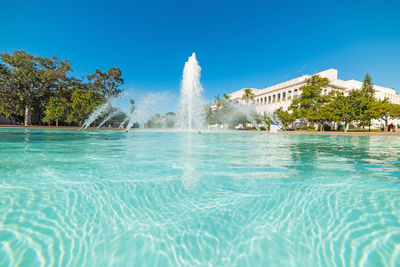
[{"left": 0, "top": 129, "right": 399, "bottom": 266}]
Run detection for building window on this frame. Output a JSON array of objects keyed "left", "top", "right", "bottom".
[
  {"left": 268, "top": 96, "right": 271, "bottom": 103},
  {"left": 294, "top": 89, "right": 298, "bottom": 99},
  {"left": 288, "top": 91, "right": 292, "bottom": 100},
  {"left": 277, "top": 93, "right": 281, "bottom": 102},
  {"left": 273, "top": 95, "right": 276, "bottom": 103},
  {"left": 282, "top": 92, "right": 286, "bottom": 100},
  {"left": 264, "top": 97, "right": 267, "bottom": 104}
]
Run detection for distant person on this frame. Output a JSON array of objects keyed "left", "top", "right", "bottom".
[{"left": 388, "top": 123, "right": 394, "bottom": 132}]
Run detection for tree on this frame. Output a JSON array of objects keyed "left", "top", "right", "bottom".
[
  {"left": 274, "top": 107, "right": 295, "bottom": 128},
  {"left": 43, "top": 97, "right": 68, "bottom": 126},
  {"left": 0, "top": 50, "right": 71, "bottom": 125},
  {"left": 241, "top": 88, "right": 255, "bottom": 104},
  {"left": 129, "top": 98, "right": 135, "bottom": 113},
  {"left": 87, "top": 67, "right": 124, "bottom": 98},
  {"left": 214, "top": 95, "right": 223, "bottom": 109},
  {"left": 359, "top": 73, "right": 377, "bottom": 131},
  {"left": 361, "top": 73, "right": 375, "bottom": 99},
  {"left": 0, "top": 62, "right": 23, "bottom": 120},
  {"left": 223, "top": 93, "right": 231, "bottom": 101},
  {"left": 373, "top": 99, "right": 399, "bottom": 132},
  {"left": 329, "top": 91, "right": 357, "bottom": 132},
  {"left": 165, "top": 112, "right": 176, "bottom": 128},
  {"left": 67, "top": 89, "right": 104, "bottom": 126},
  {"left": 318, "top": 91, "right": 341, "bottom": 130},
  {"left": 204, "top": 104, "right": 217, "bottom": 125},
  {"left": 289, "top": 75, "right": 330, "bottom": 130}
]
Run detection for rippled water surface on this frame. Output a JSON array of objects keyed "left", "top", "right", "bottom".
[{"left": 1, "top": 129, "right": 400, "bottom": 266}]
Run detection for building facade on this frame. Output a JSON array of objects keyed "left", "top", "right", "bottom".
[{"left": 228, "top": 69, "right": 400, "bottom": 116}]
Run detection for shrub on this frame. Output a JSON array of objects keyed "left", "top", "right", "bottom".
[{"left": 299, "top": 126, "right": 315, "bottom": 131}]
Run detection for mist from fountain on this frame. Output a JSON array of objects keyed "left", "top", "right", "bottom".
[
  {"left": 118, "top": 117, "right": 129, "bottom": 129},
  {"left": 81, "top": 99, "right": 113, "bottom": 129},
  {"left": 177, "top": 53, "right": 205, "bottom": 131},
  {"left": 125, "top": 92, "right": 170, "bottom": 131},
  {"left": 212, "top": 101, "right": 286, "bottom": 133},
  {"left": 80, "top": 52, "right": 286, "bottom": 134},
  {"left": 97, "top": 109, "right": 123, "bottom": 129}
]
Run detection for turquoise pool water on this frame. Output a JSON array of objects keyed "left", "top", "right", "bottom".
[{"left": 0, "top": 129, "right": 399, "bottom": 266}]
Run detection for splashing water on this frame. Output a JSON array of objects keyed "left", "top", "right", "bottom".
[
  {"left": 214, "top": 102, "right": 286, "bottom": 133},
  {"left": 118, "top": 117, "right": 129, "bottom": 129},
  {"left": 81, "top": 99, "right": 112, "bottom": 129},
  {"left": 224, "top": 102, "right": 262, "bottom": 131},
  {"left": 177, "top": 53, "right": 205, "bottom": 130},
  {"left": 80, "top": 53, "right": 285, "bottom": 134},
  {"left": 97, "top": 109, "right": 124, "bottom": 129},
  {"left": 126, "top": 92, "right": 171, "bottom": 131}
]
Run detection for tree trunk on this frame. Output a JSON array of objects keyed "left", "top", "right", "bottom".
[
  {"left": 24, "top": 105, "right": 32, "bottom": 126},
  {"left": 344, "top": 122, "right": 348, "bottom": 132},
  {"left": 56, "top": 118, "right": 59, "bottom": 127}
]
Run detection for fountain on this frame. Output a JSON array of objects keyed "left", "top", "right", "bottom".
[
  {"left": 81, "top": 99, "right": 112, "bottom": 130},
  {"left": 177, "top": 53, "right": 205, "bottom": 130},
  {"left": 97, "top": 109, "right": 123, "bottom": 129},
  {"left": 125, "top": 92, "right": 170, "bottom": 131},
  {"left": 80, "top": 52, "right": 285, "bottom": 133}
]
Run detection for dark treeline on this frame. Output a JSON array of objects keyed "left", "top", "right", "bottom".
[
  {"left": 206, "top": 74, "right": 400, "bottom": 132},
  {"left": 0, "top": 50, "right": 124, "bottom": 126}
]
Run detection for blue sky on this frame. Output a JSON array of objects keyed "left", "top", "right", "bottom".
[{"left": 1, "top": 0, "right": 400, "bottom": 112}]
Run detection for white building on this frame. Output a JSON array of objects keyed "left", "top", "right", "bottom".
[{"left": 228, "top": 69, "right": 400, "bottom": 116}]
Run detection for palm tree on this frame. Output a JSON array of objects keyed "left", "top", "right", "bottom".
[
  {"left": 130, "top": 98, "right": 135, "bottom": 113},
  {"left": 223, "top": 93, "right": 231, "bottom": 101},
  {"left": 214, "top": 95, "right": 223, "bottom": 109},
  {"left": 241, "top": 88, "right": 255, "bottom": 105}
]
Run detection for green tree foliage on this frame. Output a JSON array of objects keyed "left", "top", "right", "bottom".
[
  {"left": 331, "top": 91, "right": 357, "bottom": 132},
  {"left": 372, "top": 99, "right": 399, "bottom": 132},
  {"left": 222, "top": 93, "right": 231, "bottom": 100},
  {"left": 205, "top": 94, "right": 238, "bottom": 127},
  {"left": 43, "top": 97, "right": 68, "bottom": 126},
  {"left": 241, "top": 88, "right": 255, "bottom": 104},
  {"left": 0, "top": 50, "right": 71, "bottom": 125},
  {"left": 0, "top": 50, "right": 126, "bottom": 126},
  {"left": 144, "top": 112, "right": 176, "bottom": 128},
  {"left": 0, "top": 62, "right": 23, "bottom": 119},
  {"left": 289, "top": 75, "right": 330, "bottom": 130},
  {"left": 361, "top": 73, "right": 375, "bottom": 98},
  {"left": 205, "top": 104, "right": 217, "bottom": 126},
  {"left": 274, "top": 107, "right": 295, "bottom": 128},
  {"left": 87, "top": 67, "right": 124, "bottom": 98},
  {"left": 359, "top": 73, "right": 377, "bottom": 130},
  {"left": 67, "top": 89, "right": 104, "bottom": 126},
  {"left": 165, "top": 112, "right": 176, "bottom": 128}
]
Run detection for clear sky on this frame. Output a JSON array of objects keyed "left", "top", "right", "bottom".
[{"left": 1, "top": 0, "right": 400, "bottom": 111}]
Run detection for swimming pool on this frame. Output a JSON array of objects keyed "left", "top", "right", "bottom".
[{"left": 0, "top": 129, "right": 399, "bottom": 266}]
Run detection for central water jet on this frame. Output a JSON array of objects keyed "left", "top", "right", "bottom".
[{"left": 177, "top": 53, "right": 205, "bottom": 130}]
